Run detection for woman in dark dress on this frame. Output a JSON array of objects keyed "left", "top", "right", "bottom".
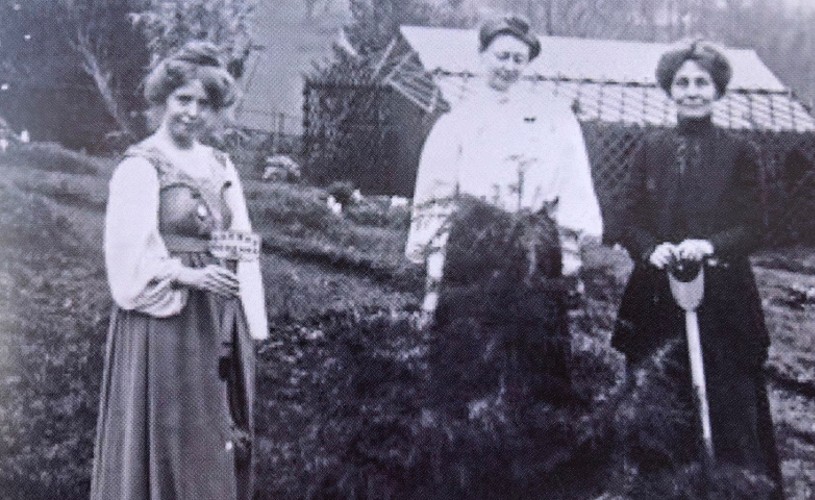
[
  {"left": 612, "top": 40, "right": 782, "bottom": 493},
  {"left": 91, "top": 42, "right": 267, "bottom": 500}
]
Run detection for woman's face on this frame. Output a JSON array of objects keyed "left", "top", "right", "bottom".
[
  {"left": 161, "top": 79, "right": 213, "bottom": 146},
  {"left": 670, "top": 59, "right": 718, "bottom": 119},
  {"left": 481, "top": 34, "right": 531, "bottom": 92}
]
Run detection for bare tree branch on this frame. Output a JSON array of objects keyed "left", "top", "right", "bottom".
[{"left": 71, "top": 28, "right": 135, "bottom": 138}]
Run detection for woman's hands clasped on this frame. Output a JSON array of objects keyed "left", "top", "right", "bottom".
[
  {"left": 648, "top": 239, "right": 714, "bottom": 269},
  {"left": 176, "top": 264, "right": 240, "bottom": 297},
  {"left": 676, "top": 239, "right": 714, "bottom": 262}
]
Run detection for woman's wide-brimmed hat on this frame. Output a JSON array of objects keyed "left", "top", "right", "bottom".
[
  {"left": 479, "top": 15, "right": 541, "bottom": 61},
  {"left": 656, "top": 39, "right": 732, "bottom": 97}
]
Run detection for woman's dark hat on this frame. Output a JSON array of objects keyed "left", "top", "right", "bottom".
[
  {"left": 479, "top": 15, "right": 541, "bottom": 61},
  {"left": 656, "top": 39, "right": 732, "bottom": 97}
]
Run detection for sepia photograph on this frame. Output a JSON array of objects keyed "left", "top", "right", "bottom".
[{"left": 1, "top": 1, "right": 815, "bottom": 498}]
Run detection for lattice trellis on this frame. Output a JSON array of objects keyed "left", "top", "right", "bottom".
[
  {"left": 579, "top": 122, "right": 642, "bottom": 244},
  {"left": 750, "top": 131, "right": 815, "bottom": 245}
]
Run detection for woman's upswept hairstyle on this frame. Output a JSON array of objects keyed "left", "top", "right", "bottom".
[
  {"left": 655, "top": 39, "right": 732, "bottom": 97},
  {"left": 478, "top": 14, "right": 541, "bottom": 61},
  {"left": 143, "top": 41, "right": 237, "bottom": 109}
]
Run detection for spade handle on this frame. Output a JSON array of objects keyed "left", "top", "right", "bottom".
[{"left": 668, "top": 263, "right": 716, "bottom": 465}]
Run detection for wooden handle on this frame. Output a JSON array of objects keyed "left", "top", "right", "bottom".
[{"left": 685, "top": 311, "right": 716, "bottom": 463}]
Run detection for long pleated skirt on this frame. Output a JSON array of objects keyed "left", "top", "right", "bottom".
[{"left": 90, "top": 253, "right": 255, "bottom": 500}]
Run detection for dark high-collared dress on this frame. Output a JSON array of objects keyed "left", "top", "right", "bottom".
[{"left": 612, "top": 116, "right": 782, "bottom": 491}]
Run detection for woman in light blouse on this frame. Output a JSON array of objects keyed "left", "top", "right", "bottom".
[
  {"left": 406, "top": 15, "right": 603, "bottom": 399},
  {"left": 91, "top": 41, "right": 267, "bottom": 500}
]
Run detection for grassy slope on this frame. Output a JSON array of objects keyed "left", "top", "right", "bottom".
[
  {"left": 0, "top": 182, "right": 108, "bottom": 498},
  {"left": 1, "top": 145, "right": 815, "bottom": 498}
]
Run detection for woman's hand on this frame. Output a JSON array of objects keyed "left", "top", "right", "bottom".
[
  {"left": 676, "top": 239, "right": 714, "bottom": 262},
  {"left": 426, "top": 251, "right": 445, "bottom": 281},
  {"left": 176, "top": 264, "right": 240, "bottom": 297},
  {"left": 414, "top": 250, "right": 446, "bottom": 330},
  {"left": 415, "top": 292, "right": 438, "bottom": 330},
  {"left": 648, "top": 242, "right": 678, "bottom": 269},
  {"left": 562, "top": 252, "right": 583, "bottom": 277}
]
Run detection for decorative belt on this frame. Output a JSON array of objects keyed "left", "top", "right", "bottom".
[
  {"left": 162, "top": 234, "right": 210, "bottom": 253},
  {"left": 162, "top": 231, "right": 261, "bottom": 263}
]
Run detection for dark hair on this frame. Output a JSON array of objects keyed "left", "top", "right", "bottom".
[
  {"left": 655, "top": 39, "right": 732, "bottom": 98},
  {"left": 143, "top": 41, "right": 237, "bottom": 109},
  {"left": 478, "top": 14, "right": 541, "bottom": 61}
]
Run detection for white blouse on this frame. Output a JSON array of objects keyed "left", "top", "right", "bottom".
[
  {"left": 406, "top": 82, "right": 604, "bottom": 269},
  {"left": 104, "top": 144, "right": 269, "bottom": 340}
]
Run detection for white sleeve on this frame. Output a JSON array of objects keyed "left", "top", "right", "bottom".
[
  {"left": 223, "top": 158, "right": 269, "bottom": 340},
  {"left": 104, "top": 157, "right": 187, "bottom": 316},
  {"left": 553, "top": 109, "right": 604, "bottom": 240},
  {"left": 405, "top": 113, "right": 460, "bottom": 264}
]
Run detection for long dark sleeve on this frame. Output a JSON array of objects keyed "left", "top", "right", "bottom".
[
  {"left": 708, "top": 140, "right": 764, "bottom": 257},
  {"left": 620, "top": 140, "right": 659, "bottom": 262}
]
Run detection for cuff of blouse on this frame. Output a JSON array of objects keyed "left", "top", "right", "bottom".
[
  {"left": 167, "top": 258, "right": 186, "bottom": 289},
  {"left": 640, "top": 244, "right": 658, "bottom": 264}
]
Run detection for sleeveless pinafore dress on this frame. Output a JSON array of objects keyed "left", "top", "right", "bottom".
[{"left": 91, "top": 146, "right": 255, "bottom": 500}]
